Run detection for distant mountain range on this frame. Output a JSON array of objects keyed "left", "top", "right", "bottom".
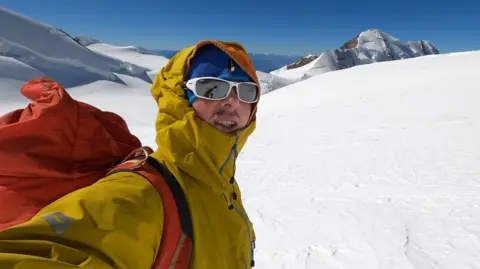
[
  {"left": 151, "top": 50, "right": 303, "bottom": 73},
  {"left": 0, "top": 6, "right": 443, "bottom": 98},
  {"left": 271, "top": 29, "right": 440, "bottom": 81},
  {"left": 0, "top": 8, "right": 153, "bottom": 89}
]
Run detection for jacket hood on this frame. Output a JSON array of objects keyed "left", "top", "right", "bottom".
[{"left": 150, "top": 40, "right": 260, "bottom": 194}]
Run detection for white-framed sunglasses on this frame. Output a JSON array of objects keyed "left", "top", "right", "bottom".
[{"left": 184, "top": 77, "right": 259, "bottom": 103}]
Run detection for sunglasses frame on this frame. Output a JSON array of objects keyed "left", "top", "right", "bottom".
[{"left": 184, "top": 77, "right": 259, "bottom": 103}]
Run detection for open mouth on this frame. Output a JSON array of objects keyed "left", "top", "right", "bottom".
[{"left": 215, "top": 120, "right": 237, "bottom": 131}]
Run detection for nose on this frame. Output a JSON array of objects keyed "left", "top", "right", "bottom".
[{"left": 222, "top": 86, "right": 241, "bottom": 108}]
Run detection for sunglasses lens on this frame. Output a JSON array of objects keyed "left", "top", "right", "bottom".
[
  {"left": 195, "top": 79, "right": 230, "bottom": 99},
  {"left": 238, "top": 83, "right": 258, "bottom": 103}
]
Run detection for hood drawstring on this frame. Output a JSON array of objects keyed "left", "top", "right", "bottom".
[{"left": 219, "top": 135, "right": 239, "bottom": 176}]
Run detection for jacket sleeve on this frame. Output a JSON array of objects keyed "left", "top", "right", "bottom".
[{"left": 0, "top": 171, "right": 163, "bottom": 269}]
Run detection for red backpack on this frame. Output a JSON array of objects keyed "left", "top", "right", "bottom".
[{"left": 0, "top": 77, "right": 193, "bottom": 268}]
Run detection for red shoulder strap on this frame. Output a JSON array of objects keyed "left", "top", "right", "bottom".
[{"left": 107, "top": 147, "right": 193, "bottom": 269}]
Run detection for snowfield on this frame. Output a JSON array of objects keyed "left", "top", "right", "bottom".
[
  {"left": 238, "top": 51, "right": 480, "bottom": 269},
  {"left": 86, "top": 42, "right": 169, "bottom": 80},
  {"left": 3, "top": 49, "right": 480, "bottom": 269}
]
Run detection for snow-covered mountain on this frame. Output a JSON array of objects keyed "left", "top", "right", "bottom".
[
  {"left": 85, "top": 41, "right": 169, "bottom": 81},
  {"left": 256, "top": 71, "right": 296, "bottom": 94},
  {"left": 0, "top": 6, "right": 291, "bottom": 100},
  {"left": 0, "top": 7, "right": 152, "bottom": 91},
  {"left": 84, "top": 42, "right": 296, "bottom": 93},
  {"left": 272, "top": 29, "right": 440, "bottom": 81},
  {"left": 3, "top": 48, "right": 480, "bottom": 269},
  {"left": 74, "top": 35, "right": 101, "bottom": 47}
]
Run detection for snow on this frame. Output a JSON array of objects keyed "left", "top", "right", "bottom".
[
  {"left": 68, "top": 74, "right": 159, "bottom": 147},
  {"left": 0, "top": 7, "right": 152, "bottom": 89},
  {"left": 270, "top": 54, "right": 319, "bottom": 76},
  {"left": 87, "top": 43, "right": 169, "bottom": 78},
  {"left": 0, "top": 56, "right": 45, "bottom": 100},
  {"left": 74, "top": 35, "right": 101, "bottom": 46},
  {"left": 3, "top": 46, "right": 480, "bottom": 268},
  {"left": 270, "top": 65, "right": 288, "bottom": 74},
  {"left": 256, "top": 71, "right": 296, "bottom": 94},
  {"left": 273, "top": 29, "right": 440, "bottom": 82},
  {"left": 239, "top": 51, "right": 480, "bottom": 269}
]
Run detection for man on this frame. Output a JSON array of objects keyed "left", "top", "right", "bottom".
[{"left": 0, "top": 40, "right": 260, "bottom": 269}]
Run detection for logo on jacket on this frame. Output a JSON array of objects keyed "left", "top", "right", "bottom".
[{"left": 41, "top": 212, "right": 74, "bottom": 235}]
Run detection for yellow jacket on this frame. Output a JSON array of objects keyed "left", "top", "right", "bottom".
[{"left": 0, "top": 40, "right": 260, "bottom": 269}]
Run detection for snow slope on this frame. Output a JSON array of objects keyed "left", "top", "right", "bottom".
[
  {"left": 240, "top": 51, "right": 480, "bottom": 268},
  {"left": 257, "top": 71, "right": 296, "bottom": 94},
  {"left": 273, "top": 29, "right": 439, "bottom": 81},
  {"left": 0, "top": 8, "right": 152, "bottom": 90},
  {"left": 0, "top": 56, "right": 45, "bottom": 100},
  {"left": 87, "top": 42, "right": 169, "bottom": 80},
  {"left": 74, "top": 35, "right": 101, "bottom": 47},
  {"left": 3, "top": 49, "right": 479, "bottom": 269}
]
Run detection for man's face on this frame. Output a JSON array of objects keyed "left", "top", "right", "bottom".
[{"left": 192, "top": 86, "right": 253, "bottom": 134}]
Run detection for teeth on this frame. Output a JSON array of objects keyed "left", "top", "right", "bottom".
[{"left": 218, "top": 121, "right": 235, "bottom": 127}]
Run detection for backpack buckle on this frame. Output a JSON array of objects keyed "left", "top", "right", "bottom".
[{"left": 107, "top": 146, "right": 155, "bottom": 173}]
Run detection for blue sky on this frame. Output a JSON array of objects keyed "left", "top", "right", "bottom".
[{"left": 2, "top": 0, "right": 480, "bottom": 55}]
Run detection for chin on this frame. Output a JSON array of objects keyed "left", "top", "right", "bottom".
[
  {"left": 216, "top": 126, "right": 237, "bottom": 134},
  {"left": 210, "top": 123, "right": 238, "bottom": 134}
]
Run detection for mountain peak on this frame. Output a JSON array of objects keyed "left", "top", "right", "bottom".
[
  {"left": 341, "top": 34, "right": 360, "bottom": 50},
  {"left": 286, "top": 54, "right": 319, "bottom": 70},
  {"left": 272, "top": 29, "right": 440, "bottom": 81},
  {"left": 341, "top": 29, "right": 399, "bottom": 50}
]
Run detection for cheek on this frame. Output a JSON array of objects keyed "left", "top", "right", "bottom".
[
  {"left": 239, "top": 103, "right": 253, "bottom": 123},
  {"left": 193, "top": 100, "right": 215, "bottom": 120}
]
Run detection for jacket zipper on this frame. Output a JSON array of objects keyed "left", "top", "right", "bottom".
[
  {"left": 220, "top": 135, "right": 255, "bottom": 267},
  {"left": 231, "top": 202, "right": 255, "bottom": 268}
]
